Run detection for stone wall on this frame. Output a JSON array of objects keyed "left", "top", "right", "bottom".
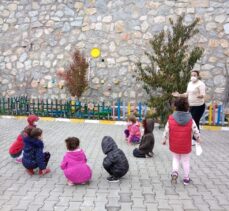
[{"left": 0, "top": 0, "right": 228, "bottom": 104}]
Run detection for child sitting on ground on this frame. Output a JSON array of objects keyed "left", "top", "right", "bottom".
[
  {"left": 60, "top": 137, "right": 92, "bottom": 186},
  {"left": 22, "top": 127, "right": 51, "bottom": 175},
  {"left": 162, "top": 97, "right": 201, "bottom": 185},
  {"left": 133, "top": 118, "right": 155, "bottom": 158},
  {"left": 9, "top": 115, "right": 39, "bottom": 163},
  {"left": 124, "top": 115, "right": 141, "bottom": 144},
  {"left": 102, "top": 136, "right": 129, "bottom": 182}
]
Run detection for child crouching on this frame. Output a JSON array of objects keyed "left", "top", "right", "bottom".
[
  {"left": 133, "top": 118, "right": 155, "bottom": 158},
  {"left": 124, "top": 115, "right": 141, "bottom": 144},
  {"left": 60, "top": 137, "right": 92, "bottom": 186},
  {"left": 22, "top": 127, "right": 51, "bottom": 176},
  {"left": 102, "top": 136, "right": 129, "bottom": 182}
]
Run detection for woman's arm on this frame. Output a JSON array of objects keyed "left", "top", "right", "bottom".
[{"left": 172, "top": 91, "right": 188, "bottom": 98}]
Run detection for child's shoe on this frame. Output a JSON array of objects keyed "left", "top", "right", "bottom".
[
  {"left": 107, "top": 176, "right": 120, "bottom": 182},
  {"left": 183, "top": 178, "right": 191, "bottom": 185},
  {"left": 26, "top": 169, "right": 35, "bottom": 175},
  {"left": 171, "top": 171, "right": 178, "bottom": 184},
  {"left": 39, "top": 168, "right": 51, "bottom": 176},
  {"left": 67, "top": 180, "right": 74, "bottom": 186}
]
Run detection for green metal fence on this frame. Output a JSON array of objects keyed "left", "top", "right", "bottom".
[{"left": 0, "top": 96, "right": 112, "bottom": 119}]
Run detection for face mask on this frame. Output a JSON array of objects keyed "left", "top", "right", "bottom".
[
  {"left": 33, "top": 121, "right": 38, "bottom": 126},
  {"left": 191, "top": 76, "right": 198, "bottom": 82}
]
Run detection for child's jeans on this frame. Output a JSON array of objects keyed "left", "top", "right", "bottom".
[{"left": 172, "top": 152, "right": 190, "bottom": 179}]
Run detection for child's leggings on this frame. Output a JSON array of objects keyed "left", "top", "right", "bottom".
[{"left": 172, "top": 152, "right": 190, "bottom": 179}]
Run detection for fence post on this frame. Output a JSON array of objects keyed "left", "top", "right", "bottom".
[
  {"left": 117, "top": 100, "right": 121, "bottom": 121},
  {"left": 123, "top": 101, "right": 126, "bottom": 121},
  {"left": 208, "top": 104, "right": 212, "bottom": 125},
  {"left": 221, "top": 104, "right": 225, "bottom": 126},
  {"left": 112, "top": 102, "right": 115, "bottom": 120},
  {"left": 138, "top": 102, "right": 142, "bottom": 122},
  {"left": 127, "top": 102, "right": 131, "bottom": 116},
  {"left": 217, "top": 104, "right": 221, "bottom": 125}
]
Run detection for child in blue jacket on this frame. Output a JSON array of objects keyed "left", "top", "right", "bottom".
[{"left": 22, "top": 127, "right": 51, "bottom": 175}]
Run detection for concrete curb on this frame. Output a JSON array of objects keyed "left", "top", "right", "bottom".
[{"left": 0, "top": 115, "right": 228, "bottom": 131}]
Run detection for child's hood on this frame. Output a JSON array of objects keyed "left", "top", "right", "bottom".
[
  {"left": 65, "top": 149, "right": 85, "bottom": 161},
  {"left": 27, "top": 115, "right": 39, "bottom": 126},
  {"left": 172, "top": 111, "right": 192, "bottom": 125},
  {"left": 23, "top": 136, "right": 44, "bottom": 148},
  {"left": 101, "top": 136, "right": 118, "bottom": 154},
  {"left": 143, "top": 119, "right": 154, "bottom": 134}
]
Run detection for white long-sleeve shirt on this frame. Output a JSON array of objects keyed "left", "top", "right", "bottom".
[{"left": 163, "top": 119, "right": 200, "bottom": 143}]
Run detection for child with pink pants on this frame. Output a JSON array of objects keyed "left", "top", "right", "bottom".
[{"left": 162, "top": 97, "right": 201, "bottom": 185}]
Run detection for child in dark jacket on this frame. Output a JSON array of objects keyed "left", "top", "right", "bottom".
[
  {"left": 133, "top": 118, "right": 155, "bottom": 158},
  {"left": 60, "top": 137, "right": 92, "bottom": 186},
  {"left": 162, "top": 97, "right": 201, "bottom": 185},
  {"left": 9, "top": 115, "right": 39, "bottom": 163},
  {"left": 22, "top": 127, "right": 51, "bottom": 176},
  {"left": 102, "top": 136, "right": 129, "bottom": 182}
]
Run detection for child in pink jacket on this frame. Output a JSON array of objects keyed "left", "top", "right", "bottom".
[
  {"left": 124, "top": 115, "right": 141, "bottom": 144},
  {"left": 60, "top": 137, "right": 92, "bottom": 186}
]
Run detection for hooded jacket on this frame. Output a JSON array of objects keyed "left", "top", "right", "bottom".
[
  {"left": 60, "top": 149, "right": 92, "bottom": 184},
  {"left": 169, "top": 111, "right": 192, "bottom": 154},
  {"left": 27, "top": 115, "right": 39, "bottom": 127},
  {"left": 138, "top": 119, "right": 155, "bottom": 155},
  {"left": 8, "top": 117, "right": 38, "bottom": 156},
  {"left": 102, "top": 136, "right": 129, "bottom": 178},
  {"left": 22, "top": 136, "right": 47, "bottom": 170}
]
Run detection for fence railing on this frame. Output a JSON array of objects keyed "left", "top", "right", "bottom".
[
  {"left": 0, "top": 97, "right": 228, "bottom": 125},
  {"left": 200, "top": 103, "right": 228, "bottom": 126},
  {"left": 0, "top": 96, "right": 147, "bottom": 121}
]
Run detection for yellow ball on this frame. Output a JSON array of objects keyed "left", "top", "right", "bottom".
[{"left": 90, "top": 48, "right": 101, "bottom": 58}]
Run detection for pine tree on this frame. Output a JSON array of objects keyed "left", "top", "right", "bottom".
[
  {"left": 65, "top": 49, "right": 89, "bottom": 99},
  {"left": 135, "top": 15, "right": 204, "bottom": 125}
]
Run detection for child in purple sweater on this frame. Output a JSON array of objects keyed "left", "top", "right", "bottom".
[{"left": 60, "top": 137, "right": 92, "bottom": 186}]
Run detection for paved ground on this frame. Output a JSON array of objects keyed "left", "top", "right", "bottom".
[{"left": 0, "top": 118, "right": 229, "bottom": 211}]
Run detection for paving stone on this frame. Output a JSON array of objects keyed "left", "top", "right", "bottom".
[{"left": 0, "top": 119, "right": 229, "bottom": 211}]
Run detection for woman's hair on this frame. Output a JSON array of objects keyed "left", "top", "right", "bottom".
[
  {"left": 25, "top": 127, "right": 42, "bottom": 138},
  {"left": 65, "top": 137, "right": 80, "bottom": 151},
  {"left": 192, "top": 70, "right": 201, "bottom": 80},
  {"left": 174, "top": 97, "right": 189, "bottom": 112},
  {"left": 128, "top": 114, "right": 137, "bottom": 123}
]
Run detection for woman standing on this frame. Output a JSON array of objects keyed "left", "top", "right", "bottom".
[{"left": 172, "top": 70, "right": 206, "bottom": 144}]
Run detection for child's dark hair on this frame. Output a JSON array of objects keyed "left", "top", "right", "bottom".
[
  {"left": 25, "top": 127, "right": 42, "bottom": 138},
  {"left": 128, "top": 114, "right": 136, "bottom": 123},
  {"left": 174, "top": 97, "right": 189, "bottom": 112},
  {"left": 65, "top": 137, "right": 80, "bottom": 151}
]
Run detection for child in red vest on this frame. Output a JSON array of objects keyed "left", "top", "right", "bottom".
[
  {"left": 162, "top": 97, "right": 201, "bottom": 185},
  {"left": 124, "top": 115, "right": 141, "bottom": 144},
  {"left": 9, "top": 115, "right": 39, "bottom": 163}
]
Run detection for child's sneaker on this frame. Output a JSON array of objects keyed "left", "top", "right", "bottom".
[
  {"left": 39, "top": 168, "right": 51, "bottom": 176},
  {"left": 67, "top": 180, "right": 74, "bottom": 186},
  {"left": 26, "top": 169, "right": 34, "bottom": 175},
  {"left": 171, "top": 171, "right": 178, "bottom": 184},
  {"left": 107, "top": 176, "right": 120, "bottom": 183},
  {"left": 183, "top": 178, "right": 191, "bottom": 185},
  {"left": 15, "top": 158, "right": 22, "bottom": 163}
]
